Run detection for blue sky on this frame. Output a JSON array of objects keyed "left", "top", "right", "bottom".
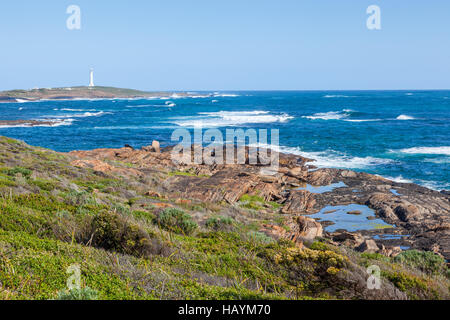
[{"left": 1, "top": 0, "right": 449, "bottom": 91}]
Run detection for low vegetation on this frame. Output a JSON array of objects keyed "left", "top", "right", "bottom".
[{"left": 0, "top": 136, "right": 448, "bottom": 300}]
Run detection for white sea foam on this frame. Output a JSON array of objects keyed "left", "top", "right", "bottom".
[
  {"left": 416, "top": 180, "right": 450, "bottom": 191},
  {"left": 380, "top": 175, "right": 414, "bottom": 184},
  {"left": 396, "top": 114, "right": 415, "bottom": 120},
  {"left": 173, "top": 110, "right": 293, "bottom": 127},
  {"left": 165, "top": 101, "right": 176, "bottom": 107},
  {"left": 45, "top": 111, "right": 112, "bottom": 119},
  {"left": 91, "top": 125, "right": 176, "bottom": 130},
  {"left": 213, "top": 93, "right": 240, "bottom": 97},
  {"left": 423, "top": 158, "right": 450, "bottom": 164},
  {"left": 307, "top": 109, "right": 381, "bottom": 122},
  {"left": 303, "top": 109, "right": 353, "bottom": 121},
  {"left": 344, "top": 119, "right": 382, "bottom": 122},
  {"left": 252, "top": 143, "right": 394, "bottom": 169},
  {"left": 60, "top": 108, "right": 97, "bottom": 112},
  {"left": 380, "top": 175, "right": 449, "bottom": 190},
  {"left": 398, "top": 146, "right": 450, "bottom": 156},
  {"left": 323, "top": 95, "right": 352, "bottom": 98}
]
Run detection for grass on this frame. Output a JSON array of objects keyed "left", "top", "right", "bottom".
[{"left": 239, "top": 194, "right": 281, "bottom": 211}]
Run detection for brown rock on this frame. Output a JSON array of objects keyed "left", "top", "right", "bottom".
[
  {"left": 356, "top": 239, "right": 379, "bottom": 253},
  {"left": 146, "top": 191, "right": 162, "bottom": 198},
  {"left": 291, "top": 216, "right": 323, "bottom": 240},
  {"left": 176, "top": 198, "right": 192, "bottom": 205},
  {"left": 152, "top": 140, "right": 161, "bottom": 153},
  {"left": 259, "top": 175, "right": 278, "bottom": 183},
  {"left": 287, "top": 167, "right": 306, "bottom": 179},
  {"left": 379, "top": 245, "right": 403, "bottom": 257},
  {"left": 332, "top": 231, "right": 364, "bottom": 246},
  {"left": 153, "top": 203, "right": 173, "bottom": 208},
  {"left": 141, "top": 145, "right": 155, "bottom": 152},
  {"left": 394, "top": 203, "right": 420, "bottom": 222},
  {"left": 260, "top": 224, "right": 304, "bottom": 248},
  {"left": 281, "top": 190, "right": 316, "bottom": 214}
]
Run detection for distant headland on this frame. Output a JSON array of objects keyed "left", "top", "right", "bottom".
[{"left": 0, "top": 86, "right": 194, "bottom": 103}]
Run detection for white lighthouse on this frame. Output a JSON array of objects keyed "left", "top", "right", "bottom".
[{"left": 89, "top": 68, "right": 95, "bottom": 87}]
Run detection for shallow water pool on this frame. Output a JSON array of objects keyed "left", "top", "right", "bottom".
[
  {"left": 296, "top": 181, "right": 347, "bottom": 194},
  {"left": 310, "top": 204, "right": 393, "bottom": 232}
]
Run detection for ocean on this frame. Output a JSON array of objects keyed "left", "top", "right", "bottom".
[{"left": 1, "top": 90, "right": 449, "bottom": 191}]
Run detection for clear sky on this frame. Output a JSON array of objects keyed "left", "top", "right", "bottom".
[{"left": 1, "top": 0, "right": 449, "bottom": 91}]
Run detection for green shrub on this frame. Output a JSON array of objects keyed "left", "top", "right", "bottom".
[
  {"left": 309, "top": 241, "right": 329, "bottom": 251},
  {"left": 4, "top": 166, "right": 32, "bottom": 178},
  {"left": 205, "top": 216, "right": 234, "bottom": 231},
  {"left": 30, "top": 178, "right": 57, "bottom": 191},
  {"left": 247, "top": 231, "right": 275, "bottom": 245},
  {"left": 383, "top": 271, "right": 429, "bottom": 298},
  {"left": 132, "top": 210, "right": 155, "bottom": 223},
  {"left": 360, "top": 252, "right": 390, "bottom": 262},
  {"left": 155, "top": 208, "right": 198, "bottom": 235},
  {"left": 394, "top": 250, "right": 447, "bottom": 275},
  {"left": 56, "top": 287, "right": 99, "bottom": 300},
  {"left": 92, "top": 211, "right": 161, "bottom": 257},
  {"left": 64, "top": 190, "right": 97, "bottom": 206}
]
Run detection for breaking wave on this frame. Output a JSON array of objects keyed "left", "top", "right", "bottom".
[
  {"left": 44, "top": 111, "right": 112, "bottom": 119},
  {"left": 173, "top": 110, "right": 293, "bottom": 127},
  {"left": 396, "top": 114, "right": 415, "bottom": 120},
  {"left": 253, "top": 143, "right": 394, "bottom": 169},
  {"left": 398, "top": 146, "right": 450, "bottom": 156}
]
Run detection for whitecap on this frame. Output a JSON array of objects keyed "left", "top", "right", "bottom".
[
  {"left": 251, "top": 143, "right": 394, "bottom": 169},
  {"left": 398, "top": 146, "right": 450, "bottom": 156},
  {"left": 380, "top": 175, "right": 414, "bottom": 184},
  {"left": 303, "top": 110, "right": 351, "bottom": 120},
  {"left": 323, "top": 95, "right": 351, "bottom": 98},
  {"left": 173, "top": 110, "right": 293, "bottom": 127},
  {"left": 43, "top": 111, "right": 112, "bottom": 119},
  {"left": 396, "top": 114, "right": 415, "bottom": 120},
  {"left": 423, "top": 158, "right": 450, "bottom": 164},
  {"left": 344, "top": 119, "right": 382, "bottom": 122},
  {"left": 213, "top": 93, "right": 240, "bottom": 97},
  {"left": 60, "top": 108, "right": 97, "bottom": 112}
]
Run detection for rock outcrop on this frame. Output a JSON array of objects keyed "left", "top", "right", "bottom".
[{"left": 68, "top": 143, "right": 450, "bottom": 260}]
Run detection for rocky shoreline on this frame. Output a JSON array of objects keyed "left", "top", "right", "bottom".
[
  {"left": 69, "top": 143, "right": 450, "bottom": 262},
  {"left": 0, "top": 86, "right": 209, "bottom": 103},
  {"left": 0, "top": 120, "right": 66, "bottom": 127}
]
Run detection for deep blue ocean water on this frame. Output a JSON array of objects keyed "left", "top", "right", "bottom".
[{"left": 1, "top": 91, "right": 449, "bottom": 190}]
